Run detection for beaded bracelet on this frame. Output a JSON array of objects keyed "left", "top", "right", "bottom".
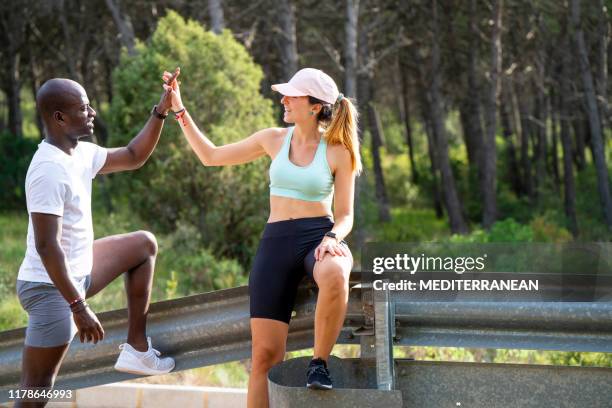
[{"left": 69, "top": 298, "right": 87, "bottom": 312}]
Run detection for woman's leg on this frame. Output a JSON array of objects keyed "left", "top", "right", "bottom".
[
  {"left": 312, "top": 251, "right": 352, "bottom": 361},
  {"left": 248, "top": 318, "right": 289, "bottom": 408}
]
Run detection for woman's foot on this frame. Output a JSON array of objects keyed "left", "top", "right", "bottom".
[{"left": 306, "top": 358, "right": 333, "bottom": 390}]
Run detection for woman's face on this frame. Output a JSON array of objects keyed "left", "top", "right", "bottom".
[{"left": 281, "top": 95, "right": 317, "bottom": 124}]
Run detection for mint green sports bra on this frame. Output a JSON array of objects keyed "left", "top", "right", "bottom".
[{"left": 269, "top": 127, "right": 334, "bottom": 204}]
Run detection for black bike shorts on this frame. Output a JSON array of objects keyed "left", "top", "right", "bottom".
[{"left": 248, "top": 216, "right": 348, "bottom": 324}]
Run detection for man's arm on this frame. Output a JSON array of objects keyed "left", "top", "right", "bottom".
[
  {"left": 32, "top": 213, "right": 81, "bottom": 302},
  {"left": 99, "top": 75, "right": 177, "bottom": 175},
  {"left": 31, "top": 213, "right": 104, "bottom": 343},
  {"left": 98, "top": 113, "right": 166, "bottom": 174}
]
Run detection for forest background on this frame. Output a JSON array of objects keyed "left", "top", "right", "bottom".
[{"left": 0, "top": 0, "right": 611, "bottom": 387}]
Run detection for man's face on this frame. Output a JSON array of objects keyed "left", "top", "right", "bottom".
[{"left": 59, "top": 86, "right": 96, "bottom": 140}]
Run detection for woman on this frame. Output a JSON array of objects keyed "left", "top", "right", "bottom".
[{"left": 162, "top": 67, "right": 361, "bottom": 407}]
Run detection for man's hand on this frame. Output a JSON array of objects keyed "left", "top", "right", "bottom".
[
  {"left": 98, "top": 68, "right": 181, "bottom": 174},
  {"left": 157, "top": 87, "right": 173, "bottom": 115},
  {"left": 157, "top": 68, "right": 179, "bottom": 114},
  {"left": 73, "top": 306, "right": 105, "bottom": 344}
]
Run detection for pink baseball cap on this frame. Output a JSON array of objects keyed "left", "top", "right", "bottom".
[{"left": 271, "top": 68, "right": 341, "bottom": 105}]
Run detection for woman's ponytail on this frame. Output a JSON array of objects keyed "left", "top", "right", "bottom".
[{"left": 323, "top": 97, "right": 362, "bottom": 175}]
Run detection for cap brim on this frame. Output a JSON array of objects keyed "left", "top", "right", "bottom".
[{"left": 271, "top": 83, "right": 308, "bottom": 96}]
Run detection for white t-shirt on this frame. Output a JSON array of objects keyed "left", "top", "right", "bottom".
[{"left": 18, "top": 140, "right": 108, "bottom": 284}]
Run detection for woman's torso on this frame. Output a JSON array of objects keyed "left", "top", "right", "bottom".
[{"left": 265, "top": 127, "right": 335, "bottom": 223}]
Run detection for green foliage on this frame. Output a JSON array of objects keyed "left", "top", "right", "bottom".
[
  {"left": 109, "top": 10, "right": 275, "bottom": 266},
  {"left": 165, "top": 270, "right": 179, "bottom": 299},
  {"left": 376, "top": 207, "right": 450, "bottom": 242},
  {"left": 546, "top": 351, "right": 612, "bottom": 367},
  {"left": 452, "top": 218, "right": 534, "bottom": 243},
  {"left": 573, "top": 167, "right": 612, "bottom": 240},
  {"left": 381, "top": 151, "right": 429, "bottom": 208},
  {"left": 395, "top": 346, "right": 612, "bottom": 368},
  {"left": 0, "top": 212, "right": 28, "bottom": 300},
  {"left": 157, "top": 222, "right": 247, "bottom": 295},
  {"left": 445, "top": 217, "right": 573, "bottom": 244},
  {"left": 0, "top": 132, "right": 37, "bottom": 210},
  {"left": 0, "top": 297, "right": 27, "bottom": 332}
]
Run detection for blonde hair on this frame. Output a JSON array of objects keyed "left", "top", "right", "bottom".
[{"left": 322, "top": 97, "right": 362, "bottom": 174}]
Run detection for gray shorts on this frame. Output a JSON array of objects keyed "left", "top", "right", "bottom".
[{"left": 16, "top": 275, "right": 91, "bottom": 348}]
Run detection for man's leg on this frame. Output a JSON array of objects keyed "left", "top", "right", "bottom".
[
  {"left": 87, "top": 230, "right": 158, "bottom": 352},
  {"left": 15, "top": 344, "right": 70, "bottom": 408}
]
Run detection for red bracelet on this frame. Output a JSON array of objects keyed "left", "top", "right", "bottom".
[{"left": 174, "top": 108, "right": 187, "bottom": 126}]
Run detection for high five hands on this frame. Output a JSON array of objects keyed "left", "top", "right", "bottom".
[
  {"left": 161, "top": 67, "right": 184, "bottom": 113},
  {"left": 155, "top": 67, "right": 178, "bottom": 115}
]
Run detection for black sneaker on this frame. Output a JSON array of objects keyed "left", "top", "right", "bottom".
[{"left": 306, "top": 358, "right": 333, "bottom": 390}]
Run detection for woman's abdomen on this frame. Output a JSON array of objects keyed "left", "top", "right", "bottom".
[{"left": 268, "top": 195, "right": 332, "bottom": 222}]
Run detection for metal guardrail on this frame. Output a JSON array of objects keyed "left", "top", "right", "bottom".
[
  {"left": 0, "top": 282, "right": 357, "bottom": 402},
  {"left": 391, "top": 300, "right": 612, "bottom": 352},
  {"left": 1, "top": 273, "right": 612, "bottom": 403}
]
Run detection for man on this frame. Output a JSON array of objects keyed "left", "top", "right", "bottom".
[{"left": 15, "top": 73, "right": 179, "bottom": 407}]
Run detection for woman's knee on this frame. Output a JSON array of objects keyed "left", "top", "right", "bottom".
[
  {"left": 251, "top": 346, "right": 283, "bottom": 374},
  {"left": 315, "top": 260, "right": 349, "bottom": 293}
]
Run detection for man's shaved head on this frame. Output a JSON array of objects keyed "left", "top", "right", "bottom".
[{"left": 36, "top": 78, "right": 87, "bottom": 123}]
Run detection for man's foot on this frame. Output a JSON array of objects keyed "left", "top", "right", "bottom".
[
  {"left": 114, "top": 337, "right": 175, "bottom": 375},
  {"left": 306, "top": 358, "right": 333, "bottom": 390}
]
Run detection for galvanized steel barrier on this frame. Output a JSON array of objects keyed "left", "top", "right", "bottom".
[{"left": 1, "top": 273, "right": 611, "bottom": 406}]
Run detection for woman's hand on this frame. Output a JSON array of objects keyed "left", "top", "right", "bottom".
[
  {"left": 162, "top": 67, "right": 184, "bottom": 112},
  {"left": 314, "top": 236, "right": 350, "bottom": 261}
]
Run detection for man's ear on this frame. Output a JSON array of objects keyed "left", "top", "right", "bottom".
[{"left": 53, "top": 111, "right": 66, "bottom": 126}]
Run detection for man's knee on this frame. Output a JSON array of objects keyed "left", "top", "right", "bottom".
[{"left": 136, "top": 230, "right": 158, "bottom": 257}]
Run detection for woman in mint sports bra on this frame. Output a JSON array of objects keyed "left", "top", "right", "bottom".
[{"left": 162, "top": 67, "right": 361, "bottom": 407}]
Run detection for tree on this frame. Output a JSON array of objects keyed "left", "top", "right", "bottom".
[
  {"left": 427, "top": 0, "right": 469, "bottom": 234},
  {"left": 110, "top": 11, "right": 275, "bottom": 265},
  {"left": 105, "top": 0, "right": 137, "bottom": 56},
  {"left": 397, "top": 54, "right": 419, "bottom": 184},
  {"left": 570, "top": 0, "right": 612, "bottom": 231},
  {"left": 462, "top": 0, "right": 485, "bottom": 177},
  {"left": 559, "top": 27, "right": 579, "bottom": 236},
  {"left": 344, "top": 0, "right": 359, "bottom": 99},
  {"left": 208, "top": 0, "right": 225, "bottom": 34},
  {"left": 276, "top": 0, "right": 298, "bottom": 80},
  {"left": 0, "top": 2, "right": 28, "bottom": 138},
  {"left": 482, "top": 0, "right": 502, "bottom": 228}
]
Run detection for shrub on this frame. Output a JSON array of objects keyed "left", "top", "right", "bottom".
[
  {"left": 109, "top": 11, "right": 275, "bottom": 266},
  {"left": 0, "top": 132, "right": 37, "bottom": 210}
]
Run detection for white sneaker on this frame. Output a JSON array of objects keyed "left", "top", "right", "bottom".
[{"left": 114, "top": 337, "right": 175, "bottom": 375}]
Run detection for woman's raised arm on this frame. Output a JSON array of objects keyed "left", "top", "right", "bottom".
[
  {"left": 162, "top": 68, "right": 272, "bottom": 166},
  {"left": 176, "top": 112, "right": 271, "bottom": 166}
]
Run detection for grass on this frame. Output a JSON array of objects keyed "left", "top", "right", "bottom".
[{"left": 0, "top": 212, "right": 29, "bottom": 331}]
